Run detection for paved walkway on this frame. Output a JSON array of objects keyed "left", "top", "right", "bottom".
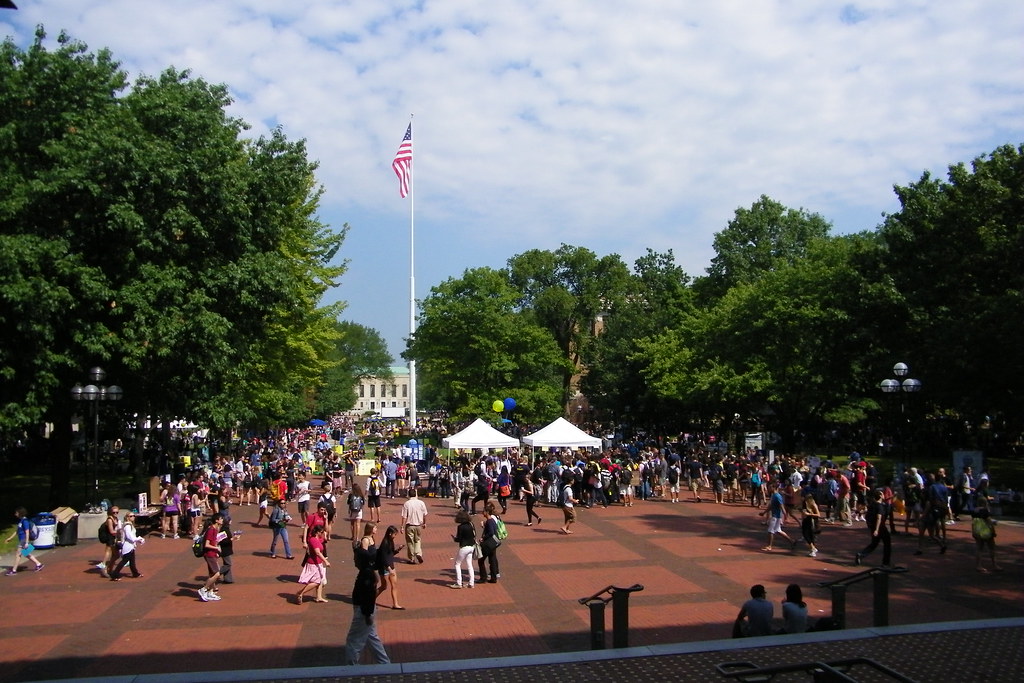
[{"left": 2, "top": 490, "right": 1021, "bottom": 682}]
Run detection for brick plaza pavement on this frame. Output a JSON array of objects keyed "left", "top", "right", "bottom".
[{"left": 1, "top": 488, "right": 1021, "bottom": 682}]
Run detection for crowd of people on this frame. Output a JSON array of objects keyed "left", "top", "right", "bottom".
[{"left": 7, "top": 420, "right": 1011, "bottom": 662}]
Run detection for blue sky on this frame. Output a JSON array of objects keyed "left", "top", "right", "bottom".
[{"left": 4, "top": 1, "right": 1023, "bottom": 359}]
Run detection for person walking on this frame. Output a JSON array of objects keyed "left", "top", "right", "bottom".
[
  {"left": 450, "top": 509, "right": 476, "bottom": 589},
  {"left": 110, "top": 511, "right": 144, "bottom": 580},
  {"left": 401, "top": 487, "right": 428, "bottom": 564},
  {"left": 5, "top": 507, "right": 43, "bottom": 575},
  {"left": 346, "top": 482, "right": 366, "bottom": 543},
  {"left": 477, "top": 502, "right": 501, "bottom": 583},
  {"left": 855, "top": 488, "right": 893, "bottom": 567},
  {"left": 800, "top": 491, "right": 821, "bottom": 557},
  {"left": 295, "top": 524, "right": 330, "bottom": 604},
  {"left": 198, "top": 513, "right": 225, "bottom": 601},
  {"left": 559, "top": 474, "right": 577, "bottom": 534},
  {"left": 759, "top": 483, "right": 794, "bottom": 552},
  {"left": 98, "top": 505, "right": 122, "bottom": 579},
  {"left": 521, "top": 475, "right": 541, "bottom": 526},
  {"left": 268, "top": 499, "right": 294, "bottom": 560},
  {"left": 345, "top": 522, "right": 389, "bottom": 665},
  {"left": 375, "top": 525, "right": 405, "bottom": 608}
]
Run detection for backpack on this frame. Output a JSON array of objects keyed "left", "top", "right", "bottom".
[
  {"left": 495, "top": 517, "right": 508, "bottom": 541},
  {"left": 98, "top": 523, "right": 112, "bottom": 544},
  {"left": 28, "top": 520, "right": 39, "bottom": 542},
  {"left": 320, "top": 493, "right": 336, "bottom": 516},
  {"left": 972, "top": 516, "right": 994, "bottom": 540},
  {"left": 668, "top": 467, "right": 679, "bottom": 484},
  {"left": 349, "top": 494, "right": 364, "bottom": 512},
  {"left": 191, "top": 533, "right": 205, "bottom": 558}
]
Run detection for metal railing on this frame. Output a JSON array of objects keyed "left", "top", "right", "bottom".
[
  {"left": 578, "top": 583, "right": 644, "bottom": 649},
  {"left": 717, "top": 657, "right": 917, "bottom": 682},
  {"left": 817, "top": 566, "right": 908, "bottom": 630}
]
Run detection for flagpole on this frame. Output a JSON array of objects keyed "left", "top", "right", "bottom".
[{"left": 408, "top": 115, "right": 417, "bottom": 435}]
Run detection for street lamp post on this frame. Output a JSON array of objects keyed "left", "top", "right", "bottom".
[
  {"left": 71, "top": 367, "right": 123, "bottom": 505},
  {"left": 879, "top": 362, "right": 921, "bottom": 466}
]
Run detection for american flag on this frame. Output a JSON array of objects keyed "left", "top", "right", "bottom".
[{"left": 392, "top": 124, "right": 412, "bottom": 198}]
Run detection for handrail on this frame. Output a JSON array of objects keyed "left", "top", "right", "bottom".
[
  {"left": 717, "top": 657, "right": 918, "bottom": 682},
  {"left": 817, "top": 566, "right": 907, "bottom": 589},
  {"left": 578, "top": 583, "right": 644, "bottom": 605},
  {"left": 578, "top": 584, "right": 645, "bottom": 649}
]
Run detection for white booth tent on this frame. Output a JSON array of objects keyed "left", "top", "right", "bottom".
[
  {"left": 521, "top": 417, "right": 602, "bottom": 449},
  {"left": 442, "top": 418, "right": 520, "bottom": 450}
]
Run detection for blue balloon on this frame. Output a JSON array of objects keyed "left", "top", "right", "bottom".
[{"left": 503, "top": 397, "right": 517, "bottom": 411}]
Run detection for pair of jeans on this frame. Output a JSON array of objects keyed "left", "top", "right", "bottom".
[
  {"left": 478, "top": 542, "right": 499, "bottom": 580},
  {"left": 344, "top": 606, "right": 390, "bottom": 665},
  {"left": 270, "top": 526, "right": 291, "bottom": 557}
]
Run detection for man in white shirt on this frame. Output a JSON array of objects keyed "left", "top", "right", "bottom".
[{"left": 401, "top": 487, "right": 428, "bottom": 563}]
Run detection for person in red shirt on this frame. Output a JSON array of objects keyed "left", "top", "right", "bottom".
[
  {"left": 199, "top": 513, "right": 225, "bottom": 602},
  {"left": 836, "top": 471, "right": 852, "bottom": 526},
  {"left": 295, "top": 525, "right": 330, "bottom": 604},
  {"left": 302, "top": 501, "right": 330, "bottom": 601}
]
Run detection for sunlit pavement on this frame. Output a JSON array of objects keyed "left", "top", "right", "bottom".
[{"left": 2, "top": 490, "right": 1021, "bottom": 682}]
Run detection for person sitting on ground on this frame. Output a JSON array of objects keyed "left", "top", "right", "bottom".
[
  {"left": 780, "top": 583, "right": 808, "bottom": 633},
  {"left": 734, "top": 584, "right": 773, "bottom": 637}
]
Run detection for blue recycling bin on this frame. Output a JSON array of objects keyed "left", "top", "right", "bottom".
[{"left": 32, "top": 513, "right": 57, "bottom": 549}]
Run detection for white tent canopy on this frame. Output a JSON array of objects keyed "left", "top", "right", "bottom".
[
  {"left": 522, "top": 417, "right": 602, "bottom": 449},
  {"left": 442, "top": 418, "right": 520, "bottom": 450}
]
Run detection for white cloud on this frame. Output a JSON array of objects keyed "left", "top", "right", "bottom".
[{"left": 4, "top": 0, "right": 1022, "bottom": 355}]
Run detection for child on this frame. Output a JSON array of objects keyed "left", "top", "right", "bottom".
[{"left": 5, "top": 507, "right": 44, "bottom": 575}]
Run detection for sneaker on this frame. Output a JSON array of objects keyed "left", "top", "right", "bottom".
[
  {"left": 809, "top": 550, "right": 818, "bottom": 557},
  {"left": 4, "top": 570, "right": 16, "bottom": 576},
  {"left": 198, "top": 588, "right": 210, "bottom": 601},
  {"left": 208, "top": 591, "right": 222, "bottom": 600},
  {"left": 448, "top": 583, "right": 463, "bottom": 589},
  {"left": 34, "top": 564, "right": 44, "bottom": 572}
]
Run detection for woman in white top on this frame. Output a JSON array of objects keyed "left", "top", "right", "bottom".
[{"left": 110, "top": 512, "right": 145, "bottom": 580}]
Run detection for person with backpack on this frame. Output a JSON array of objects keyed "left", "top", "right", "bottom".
[
  {"left": 98, "top": 505, "right": 122, "bottom": 579},
  {"left": 477, "top": 502, "right": 501, "bottom": 583},
  {"left": 971, "top": 506, "right": 1001, "bottom": 573},
  {"left": 5, "top": 507, "right": 43, "bottom": 575},
  {"left": 347, "top": 482, "right": 366, "bottom": 543},
  {"left": 268, "top": 499, "right": 294, "bottom": 560},
  {"left": 110, "top": 511, "right": 145, "bottom": 580}
]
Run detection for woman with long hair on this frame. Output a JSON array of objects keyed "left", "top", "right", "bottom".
[
  {"left": 496, "top": 466, "right": 512, "bottom": 515},
  {"left": 449, "top": 509, "right": 476, "bottom": 589},
  {"left": 477, "top": 502, "right": 501, "bottom": 583},
  {"left": 521, "top": 472, "right": 541, "bottom": 526},
  {"left": 800, "top": 491, "right": 821, "bottom": 558},
  {"left": 375, "top": 525, "right": 405, "bottom": 608},
  {"left": 781, "top": 584, "right": 808, "bottom": 633}
]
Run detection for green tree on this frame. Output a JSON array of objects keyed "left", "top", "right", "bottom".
[
  {"left": 879, "top": 143, "right": 1024, "bottom": 448},
  {"left": 639, "top": 234, "right": 895, "bottom": 452},
  {"left": 507, "top": 244, "right": 631, "bottom": 405},
  {"left": 582, "top": 249, "right": 694, "bottom": 429},
  {"left": 0, "top": 30, "right": 345, "bottom": 503},
  {"left": 696, "top": 195, "right": 832, "bottom": 303},
  {"left": 314, "top": 321, "right": 393, "bottom": 417},
  {"left": 405, "top": 267, "right": 567, "bottom": 423}
]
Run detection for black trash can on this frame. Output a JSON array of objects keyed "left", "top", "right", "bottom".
[{"left": 56, "top": 515, "right": 79, "bottom": 546}]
